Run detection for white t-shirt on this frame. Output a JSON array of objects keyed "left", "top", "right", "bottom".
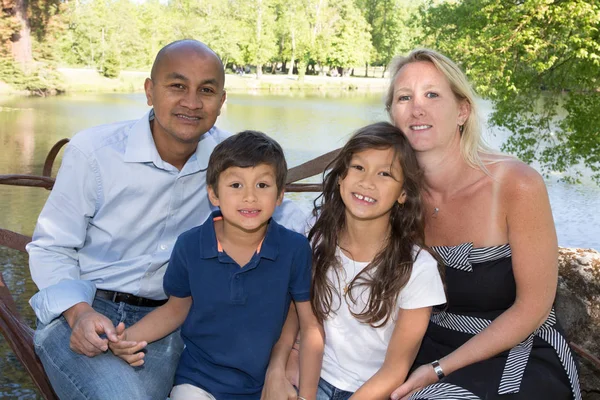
[{"left": 320, "top": 246, "right": 446, "bottom": 392}]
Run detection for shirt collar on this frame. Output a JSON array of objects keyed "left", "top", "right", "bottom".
[
  {"left": 199, "top": 210, "right": 280, "bottom": 262},
  {"left": 124, "top": 109, "right": 222, "bottom": 175}
]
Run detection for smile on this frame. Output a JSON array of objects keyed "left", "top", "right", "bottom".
[
  {"left": 353, "top": 193, "right": 376, "bottom": 203},
  {"left": 175, "top": 114, "right": 201, "bottom": 121},
  {"left": 410, "top": 125, "right": 431, "bottom": 131},
  {"left": 239, "top": 209, "right": 261, "bottom": 217}
]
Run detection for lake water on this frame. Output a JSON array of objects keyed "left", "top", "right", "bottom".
[{"left": 1, "top": 91, "right": 599, "bottom": 398}]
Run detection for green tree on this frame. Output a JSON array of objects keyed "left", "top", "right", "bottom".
[
  {"left": 327, "top": 0, "right": 372, "bottom": 75},
  {"left": 232, "top": 0, "right": 278, "bottom": 78},
  {"left": 422, "top": 0, "right": 600, "bottom": 184}
]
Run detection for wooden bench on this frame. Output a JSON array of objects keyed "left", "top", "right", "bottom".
[{"left": 0, "top": 139, "right": 339, "bottom": 399}]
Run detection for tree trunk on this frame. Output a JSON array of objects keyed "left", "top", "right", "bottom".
[
  {"left": 364, "top": 62, "right": 369, "bottom": 77},
  {"left": 288, "top": 28, "right": 296, "bottom": 76},
  {"left": 10, "top": 0, "right": 33, "bottom": 71},
  {"left": 255, "top": 0, "right": 263, "bottom": 79}
]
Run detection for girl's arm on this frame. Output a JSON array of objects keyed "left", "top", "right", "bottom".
[
  {"left": 108, "top": 295, "right": 191, "bottom": 365},
  {"left": 350, "top": 307, "right": 431, "bottom": 400},
  {"left": 261, "top": 303, "right": 300, "bottom": 400},
  {"left": 296, "top": 300, "right": 325, "bottom": 400},
  {"left": 391, "top": 165, "right": 558, "bottom": 400}
]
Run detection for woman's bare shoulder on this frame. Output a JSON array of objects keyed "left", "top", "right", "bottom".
[{"left": 484, "top": 157, "right": 548, "bottom": 206}]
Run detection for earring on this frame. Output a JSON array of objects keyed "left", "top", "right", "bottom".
[{"left": 459, "top": 124, "right": 465, "bottom": 135}]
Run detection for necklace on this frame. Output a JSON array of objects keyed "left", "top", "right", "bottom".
[{"left": 340, "top": 250, "right": 358, "bottom": 296}]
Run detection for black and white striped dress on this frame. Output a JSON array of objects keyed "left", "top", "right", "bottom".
[{"left": 409, "top": 243, "right": 581, "bottom": 400}]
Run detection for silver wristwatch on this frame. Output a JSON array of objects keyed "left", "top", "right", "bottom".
[{"left": 431, "top": 359, "right": 445, "bottom": 380}]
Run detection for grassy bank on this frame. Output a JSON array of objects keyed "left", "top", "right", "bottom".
[{"left": 55, "top": 68, "right": 390, "bottom": 94}]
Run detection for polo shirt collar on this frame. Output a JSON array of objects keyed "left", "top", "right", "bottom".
[
  {"left": 199, "top": 210, "right": 280, "bottom": 262},
  {"left": 124, "top": 109, "right": 221, "bottom": 175}
]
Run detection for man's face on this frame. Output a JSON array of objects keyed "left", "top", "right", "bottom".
[{"left": 145, "top": 47, "right": 226, "bottom": 147}]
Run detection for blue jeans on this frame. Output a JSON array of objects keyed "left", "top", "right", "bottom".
[
  {"left": 34, "top": 297, "right": 184, "bottom": 400},
  {"left": 317, "top": 378, "right": 354, "bottom": 400}
]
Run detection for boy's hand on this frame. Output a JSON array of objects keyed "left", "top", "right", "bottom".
[
  {"left": 108, "top": 322, "right": 148, "bottom": 367},
  {"left": 260, "top": 368, "right": 297, "bottom": 400}
]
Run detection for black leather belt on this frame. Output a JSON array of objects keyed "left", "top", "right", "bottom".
[{"left": 95, "top": 289, "right": 167, "bottom": 308}]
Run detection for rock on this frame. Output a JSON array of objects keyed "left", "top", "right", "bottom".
[{"left": 555, "top": 247, "right": 600, "bottom": 399}]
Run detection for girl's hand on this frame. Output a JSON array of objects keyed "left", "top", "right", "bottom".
[
  {"left": 260, "top": 368, "right": 297, "bottom": 400},
  {"left": 390, "top": 364, "right": 438, "bottom": 400},
  {"left": 107, "top": 322, "right": 147, "bottom": 367}
]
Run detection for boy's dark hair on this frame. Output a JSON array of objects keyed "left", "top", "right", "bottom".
[{"left": 207, "top": 130, "right": 287, "bottom": 196}]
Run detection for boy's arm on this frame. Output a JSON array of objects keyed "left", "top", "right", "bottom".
[
  {"left": 109, "top": 295, "right": 191, "bottom": 365},
  {"left": 261, "top": 303, "right": 299, "bottom": 400},
  {"left": 349, "top": 307, "right": 431, "bottom": 400},
  {"left": 296, "top": 300, "right": 324, "bottom": 400}
]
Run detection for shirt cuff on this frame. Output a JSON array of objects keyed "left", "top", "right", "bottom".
[{"left": 29, "top": 280, "right": 97, "bottom": 324}]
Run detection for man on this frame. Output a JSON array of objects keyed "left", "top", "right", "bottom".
[{"left": 27, "top": 40, "right": 305, "bottom": 400}]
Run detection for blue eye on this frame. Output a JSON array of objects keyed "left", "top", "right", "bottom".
[
  {"left": 426, "top": 92, "right": 439, "bottom": 98},
  {"left": 398, "top": 95, "right": 410, "bottom": 101}
]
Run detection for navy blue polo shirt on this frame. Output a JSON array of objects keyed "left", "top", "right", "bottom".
[{"left": 163, "top": 211, "right": 312, "bottom": 399}]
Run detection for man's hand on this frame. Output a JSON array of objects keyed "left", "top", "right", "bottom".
[
  {"left": 260, "top": 367, "right": 297, "bottom": 400},
  {"left": 63, "top": 302, "right": 118, "bottom": 357},
  {"left": 108, "top": 322, "right": 147, "bottom": 367}
]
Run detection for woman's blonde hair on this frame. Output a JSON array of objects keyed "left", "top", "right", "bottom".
[{"left": 385, "top": 48, "right": 498, "bottom": 170}]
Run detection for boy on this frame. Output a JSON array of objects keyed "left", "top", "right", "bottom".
[{"left": 109, "top": 131, "right": 323, "bottom": 400}]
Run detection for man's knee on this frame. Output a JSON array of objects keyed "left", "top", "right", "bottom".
[{"left": 34, "top": 318, "right": 150, "bottom": 400}]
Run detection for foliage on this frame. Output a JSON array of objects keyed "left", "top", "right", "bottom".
[
  {"left": 356, "top": 0, "right": 425, "bottom": 74},
  {"left": 421, "top": 0, "right": 600, "bottom": 184}
]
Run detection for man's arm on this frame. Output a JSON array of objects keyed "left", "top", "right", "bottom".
[{"left": 27, "top": 143, "right": 114, "bottom": 355}]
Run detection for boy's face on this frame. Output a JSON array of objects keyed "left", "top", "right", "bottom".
[{"left": 208, "top": 163, "right": 283, "bottom": 234}]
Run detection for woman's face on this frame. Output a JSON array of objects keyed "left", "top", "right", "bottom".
[{"left": 389, "top": 61, "right": 469, "bottom": 153}]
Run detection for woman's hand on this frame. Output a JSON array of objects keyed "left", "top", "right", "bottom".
[{"left": 390, "top": 364, "right": 438, "bottom": 400}]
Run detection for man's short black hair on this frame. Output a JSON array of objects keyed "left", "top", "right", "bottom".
[{"left": 207, "top": 131, "right": 287, "bottom": 196}]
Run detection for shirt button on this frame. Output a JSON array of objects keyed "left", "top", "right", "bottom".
[{"left": 160, "top": 244, "right": 167, "bottom": 250}]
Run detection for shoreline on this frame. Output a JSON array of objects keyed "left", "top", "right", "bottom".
[{"left": 0, "top": 68, "right": 389, "bottom": 96}]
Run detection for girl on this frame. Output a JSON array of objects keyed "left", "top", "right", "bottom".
[{"left": 309, "top": 122, "right": 446, "bottom": 400}]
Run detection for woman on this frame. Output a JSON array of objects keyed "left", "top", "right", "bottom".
[{"left": 386, "top": 49, "right": 580, "bottom": 400}]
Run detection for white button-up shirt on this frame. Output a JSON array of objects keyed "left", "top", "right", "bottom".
[{"left": 27, "top": 110, "right": 307, "bottom": 324}]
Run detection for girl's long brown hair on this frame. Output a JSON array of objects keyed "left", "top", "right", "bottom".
[{"left": 309, "top": 122, "right": 427, "bottom": 328}]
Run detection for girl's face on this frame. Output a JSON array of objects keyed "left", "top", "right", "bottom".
[
  {"left": 339, "top": 147, "right": 406, "bottom": 224},
  {"left": 389, "top": 61, "right": 469, "bottom": 153}
]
